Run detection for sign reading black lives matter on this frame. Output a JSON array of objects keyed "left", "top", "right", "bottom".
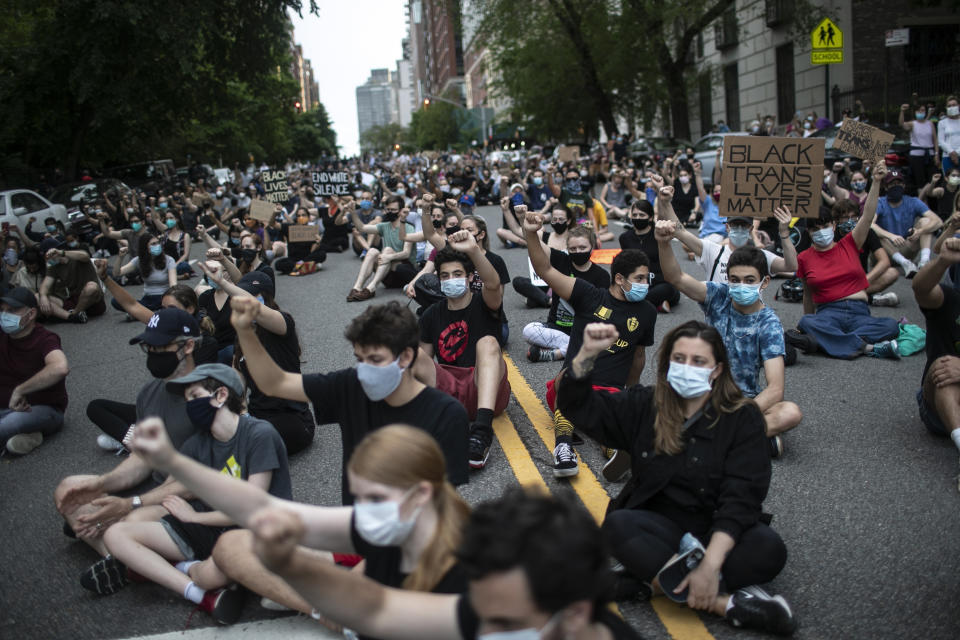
[
  {"left": 261, "top": 170, "right": 289, "bottom": 204},
  {"left": 720, "top": 137, "right": 825, "bottom": 218},
  {"left": 311, "top": 171, "right": 351, "bottom": 196}
]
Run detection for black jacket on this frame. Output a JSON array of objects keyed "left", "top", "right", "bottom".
[{"left": 557, "top": 369, "right": 772, "bottom": 543}]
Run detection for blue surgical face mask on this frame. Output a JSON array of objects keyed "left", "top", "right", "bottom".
[
  {"left": 149, "top": 244, "right": 163, "bottom": 256},
  {"left": 478, "top": 612, "right": 560, "bottom": 640},
  {"left": 2, "top": 248, "right": 18, "bottom": 266},
  {"left": 532, "top": 176, "right": 543, "bottom": 186},
  {"left": 46, "top": 224, "right": 57, "bottom": 233},
  {"left": 356, "top": 357, "right": 405, "bottom": 401},
  {"left": 158, "top": 202, "right": 168, "bottom": 210},
  {"left": 851, "top": 180, "right": 867, "bottom": 192},
  {"left": 256, "top": 295, "right": 264, "bottom": 305},
  {"left": 67, "top": 240, "right": 79, "bottom": 248},
  {"left": 621, "top": 281, "right": 649, "bottom": 302},
  {"left": 131, "top": 222, "right": 143, "bottom": 232},
  {"left": 359, "top": 199, "right": 373, "bottom": 210},
  {"left": 0, "top": 311, "right": 23, "bottom": 334},
  {"left": 838, "top": 219, "right": 857, "bottom": 236},
  {"left": 729, "top": 282, "right": 763, "bottom": 306},
  {"left": 165, "top": 219, "right": 177, "bottom": 229},
  {"left": 205, "top": 276, "right": 220, "bottom": 290},
  {"left": 915, "top": 112, "right": 926, "bottom": 120},
  {"left": 47, "top": 258, "right": 59, "bottom": 268},
  {"left": 811, "top": 227, "right": 834, "bottom": 247},
  {"left": 667, "top": 361, "right": 714, "bottom": 399},
  {"left": 441, "top": 277, "right": 468, "bottom": 298},
  {"left": 727, "top": 228, "right": 750, "bottom": 248}
]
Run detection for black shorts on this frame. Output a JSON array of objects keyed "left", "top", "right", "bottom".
[
  {"left": 382, "top": 262, "right": 417, "bottom": 289},
  {"left": 161, "top": 510, "right": 235, "bottom": 561}
]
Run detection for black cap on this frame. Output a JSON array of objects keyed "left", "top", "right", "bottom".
[
  {"left": 237, "top": 271, "right": 275, "bottom": 299},
  {"left": 38, "top": 237, "right": 63, "bottom": 253},
  {"left": 0, "top": 286, "right": 38, "bottom": 309},
  {"left": 129, "top": 307, "right": 201, "bottom": 346}
]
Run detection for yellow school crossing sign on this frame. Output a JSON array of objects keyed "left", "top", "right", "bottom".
[{"left": 811, "top": 17, "right": 843, "bottom": 64}]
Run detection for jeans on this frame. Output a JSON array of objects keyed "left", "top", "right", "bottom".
[
  {"left": 797, "top": 299, "right": 899, "bottom": 358},
  {"left": 175, "top": 262, "right": 194, "bottom": 276},
  {"left": 603, "top": 509, "right": 787, "bottom": 591},
  {"left": 0, "top": 406, "right": 64, "bottom": 445}
]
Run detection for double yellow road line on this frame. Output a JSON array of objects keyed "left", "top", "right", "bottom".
[{"left": 494, "top": 355, "right": 715, "bottom": 640}]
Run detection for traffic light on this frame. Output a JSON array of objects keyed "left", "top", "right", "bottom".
[
  {"left": 423, "top": 98, "right": 430, "bottom": 107},
  {"left": 295, "top": 100, "right": 302, "bottom": 112}
]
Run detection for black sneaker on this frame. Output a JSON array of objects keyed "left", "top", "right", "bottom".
[
  {"left": 468, "top": 423, "right": 492, "bottom": 470},
  {"left": 612, "top": 573, "right": 652, "bottom": 601},
  {"left": 783, "top": 343, "right": 797, "bottom": 367},
  {"left": 68, "top": 310, "right": 88, "bottom": 324},
  {"left": 769, "top": 435, "right": 784, "bottom": 459},
  {"left": 601, "top": 449, "right": 631, "bottom": 482},
  {"left": 784, "top": 329, "right": 817, "bottom": 354},
  {"left": 80, "top": 555, "right": 129, "bottom": 595},
  {"left": 198, "top": 585, "right": 246, "bottom": 625},
  {"left": 727, "top": 585, "right": 797, "bottom": 636},
  {"left": 553, "top": 442, "right": 579, "bottom": 478}
]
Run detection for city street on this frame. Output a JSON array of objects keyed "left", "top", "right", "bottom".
[{"left": 1, "top": 204, "right": 957, "bottom": 640}]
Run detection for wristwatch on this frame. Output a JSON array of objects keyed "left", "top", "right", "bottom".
[{"left": 131, "top": 496, "right": 143, "bottom": 509}]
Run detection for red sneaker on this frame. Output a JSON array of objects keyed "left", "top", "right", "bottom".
[{"left": 197, "top": 586, "right": 245, "bottom": 625}]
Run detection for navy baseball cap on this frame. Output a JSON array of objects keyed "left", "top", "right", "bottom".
[
  {"left": 236, "top": 271, "right": 275, "bottom": 299},
  {"left": 0, "top": 286, "right": 38, "bottom": 309},
  {"left": 129, "top": 307, "right": 200, "bottom": 346}
]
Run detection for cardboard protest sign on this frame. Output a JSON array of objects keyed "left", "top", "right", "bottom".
[
  {"left": 311, "top": 171, "right": 351, "bottom": 196},
  {"left": 557, "top": 145, "right": 580, "bottom": 165},
  {"left": 528, "top": 259, "right": 547, "bottom": 287},
  {"left": 287, "top": 225, "right": 317, "bottom": 243},
  {"left": 589, "top": 248, "right": 622, "bottom": 265},
  {"left": 261, "top": 169, "right": 289, "bottom": 204},
  {"left": 720, "top": 137, "right": 825, "bottom": 218},
  {"left": 833, "top": 118, "right": 895, "bottom": 164},
  {"left": 248, "top": 199, "right": 276, "bottom": 223}
]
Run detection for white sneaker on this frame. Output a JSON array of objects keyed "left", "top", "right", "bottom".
[
  {"left": 97, "top": 434, "right": 124, "bottom": 452},
  {"left": 902, "top": 262, "right": 918, "bottom": 279},
  {"left": 871, "top": 292, "right": 899, "bottom": 307},
  {"left": 6, "top": 432, "right": 43, "bottom": 455}
]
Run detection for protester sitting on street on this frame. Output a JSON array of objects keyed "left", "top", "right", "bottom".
[
  {"left": 873, "top": 169, "right": 942, "bottom": 277},
  {"left": 414, "top": 235, "right": 510, "bottom": 470},
  {"left": 523, "top": 225, "right": 609, "bottom": 363},
  {"left": 599, "top": 169, "right": 633, "bottom": 220},
  {"left": 911, "top": 236, "right": 960, "bottom": 488},
  {"left": 497, "top": 187, "right": 529, "bottom": 248},
  {"left": 523, "top": 208, "right": 657, "bottom": 480},
  {"left": 97, "top": 209, "right": 147, "bottom": 266},
  {"left": 196, "top": 255, "right": 238, "bottom": 365},
  {"left": 235, "top": 232, "right": 276, "bottom": 283},
  {"left": 1, "top": 231, "right": 23, "bottom": 292},
  {"left": 512, "top": 203, "right": 574, "bottom": 309},
  {"left": 54, "top": 308, "right": 201, "bottom": 556},
  {"left": 788, "top": 164, "right": 901, "bottom": 360},
  {"left": 618, "top": 199, "right": 681, "bottom": 313},
  {"left": 655, "top": 216, "right": 802, "bottom": 457},
  {"left": 155, "top": 209, "right": 195, "bottom": 279},
  {"left": 826, "top": 165, "right": 871, "bottom": 213},
  {"left": 831, "top": 199, "right": 900, "bottom": 306},
  {"left": 347, "top": 196, "right": 416, "bottom": 301},
  {"left": 83, "top": 365, "right": 290, "bottom": 627},
  {"left": 404, "top": 203, "right": 462, "bottom": 313},
  {"left": 351, "top": 189, "right": 383, "bottom": 256},
  {"left": 0, "top": 286, "right": 70, "bottom": 456},
  {"left": 111, "top": 234, "right": 177, "bottom": 313},
  {"left": 317, "top": 200, "right": 351, "bottom": 253},
  {"left": 231, "top": 297, "right": 469, "bottom": 506},
  {"left": 24, "top": 215, "right": 66, "bottom": 243},
  {"left": 246, "top": 487, "right": 642, "bottom": 640},
  {"left": 131, "top": 423, "right": 469, "bottom": 623},
  {"left": 557, "top": 321, "right": 796, "bottom": 635},
  {"left": 36, "top": 241, "right": 106, "bottom": 323}
]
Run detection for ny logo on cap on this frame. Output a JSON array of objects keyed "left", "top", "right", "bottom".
[{"left": 147, "top": 315, "right": 160, "bottom": 328}]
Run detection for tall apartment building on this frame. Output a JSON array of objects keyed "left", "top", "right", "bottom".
[
  {"left": 396, "top": 39, "right": 415, "bottom": 127},
  {"left": 356, "top": 69, "right": 397, "bottom": 138},
  {"left": 406, "top": 0, "right": 465, "bottom": 106},
  {"left": 291, "top": 42, "right": 320, "bottom": 111}
]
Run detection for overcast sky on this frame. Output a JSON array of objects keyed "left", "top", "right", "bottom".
[{"left": 291, "top": 1, "right": 408, "bottom": 158}]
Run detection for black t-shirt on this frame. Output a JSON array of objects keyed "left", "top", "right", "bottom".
[
  {"left": 559, "top": 189, "right": 594, "bottom": 220},
  {"left": 254, "top": 261, "right": 276, "bottom": 284},
  {"left": 618, "top": 230, "right": 661, "bottom": 278},
  {"left": 302, "top": 370, "right": 469, "bottom": 504},
  {"left": 855, "top": 229, "right": 883, "bottom": 273},
  {"left": 238, "top": 312, "right": 308, "bottom": 414},
  {"left": 420, "top": 293, "right": 502, "bottom": 368},
  {"left": 564, "top": 278, "right": 657, "bottom": 388},
  {"left": 320, "top": 207, "right": 349, "bottom": 243},
  {"left": 198, "top": 289, "right": 235, "bottom": 347},
  {"left": 456, "top": 595, "right": 642, "bottom": 640},
  {"left": 935, "top": 181, "right": 958, "bottom": 221},
  {"left": 467, "top": 251, "right": 510, "bottom": 294},
  {"left": 547, "top": 249, "right": 610, "bottom": 330},
  {"left": 920, "top": 284, "right": 960, "bottom": 381},
  {"left": 672, "top": 181, "right": 698, "bottom": 219}
]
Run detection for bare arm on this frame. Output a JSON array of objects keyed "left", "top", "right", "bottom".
[
  {"left": 769, "top": 206, "right": 798, "bottom": 273},
  {"left": 655, "top": 219, "right": 707, "bottom": 303},
  {"left": 753, "top": 357, "right": 785, "bottom": 412},
  {"left": 853, "top": 165, "right": 884, "bottom": 249},
  {"left": 521, "top": 208, "right": 575, "bottom": 300},
  {"left": 13, "top": 348, "right": 69, "bottom": 396}
]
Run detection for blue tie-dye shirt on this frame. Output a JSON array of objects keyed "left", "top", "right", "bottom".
[{"left": 701, "top": 282, "right": 785, "bottom": 397}]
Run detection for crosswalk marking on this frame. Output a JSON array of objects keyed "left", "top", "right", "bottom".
[{"left": 500, "top": 355, "right": 717, "bottom": 640}]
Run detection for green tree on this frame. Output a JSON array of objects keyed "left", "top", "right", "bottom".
[
  {"left": 291, "top": 104, "right": 338, "bottom": 160},
  {"left": 360, "top": 123, "right": 408, "bottom": 154},
  {"left": 409, "top": 100, "right": 460, "bottom": 150}
]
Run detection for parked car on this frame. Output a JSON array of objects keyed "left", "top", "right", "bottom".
[
  {"left": 807, "top": 123, "right": 911, "bottom": 170},
  {"left": 691, "top": 131, "right": 750, "bottom": 187},
  {"left": 0, "top": 189, "right": 68, "bottom": 235},
  {"left": 105, "top": 159, "right": 178, "bottom": 195},
  {"left": 627, "top": 137, "right": 693, "bottom": 166},
  {"left": 49, "top": 179, "right": 133, "bottom": 210}
]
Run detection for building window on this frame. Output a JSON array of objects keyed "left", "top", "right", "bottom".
[
  {"left": 699, "top": 72, "right": 712, "bottom": 136},
  {"left": 723, "top": 63, "right": 740, "bottom": 130},
  {"left": 765, "top": 0, "right": 794, "bottom": 28},
  {"left": 714, "top": 7, "right": 738, "bottom": 50},
  {"left": 775, "top": 43, "right": 795, "bottom": 125}
]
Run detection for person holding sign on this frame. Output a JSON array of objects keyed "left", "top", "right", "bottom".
[
  {"left": 873, "top": 169, "right": 941, "bottom": 277},
  {"left": 555, "top": 321, "right": 796, "bottom": 636},
  {"left": 654, "top": 212, "right": 802, "bottom": 458},
  {"left": 787, "top": 164, "right": 901, "bottom": 359}
]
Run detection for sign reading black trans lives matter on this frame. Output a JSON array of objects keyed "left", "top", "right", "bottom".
[
  {"left": 720, "top": 137, "right": 825, "bottom": 218},
  {"left": 311, "top": 171, "right": 351, "bottom": 196}
]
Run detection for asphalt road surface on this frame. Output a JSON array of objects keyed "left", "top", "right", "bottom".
[{"left": 1, "top": 204, "right": 957, "bottom": 640}]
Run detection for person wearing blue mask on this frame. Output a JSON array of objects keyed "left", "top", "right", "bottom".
[
  {"left": 495, "top": 184, "right": 529, "bottom": 248},
  {"left": 656, "top": 218, "right": 802, "bottom": 458},
  {"left": 525, "top": 168, "right": 552, "bottom": 209},
  {"left": 555, "top": 321, "right": 796, "bottom": 636},
  {"left": 415, "top": 232, "right": 509, "bottom": 471},
  {"left": 351, "top": 189, "right": 383, "bottom": 257},
  {"left": 548, "top": 165, "right": 595, "bottom": 224},
  {"left": 111, "top": 234, "right": 177, "bottom": 313},
  {"left": 788, "top": 164, "right": 901, "bottom": 360},
  {"left": 874, "top": 168, "right": 941, "bottom": 276},
  {"left": 521, "top": 207, "right": 656, "bottom": 480},
  {"left": 0, "top": 286, "right": 69, "bottom": 456}
]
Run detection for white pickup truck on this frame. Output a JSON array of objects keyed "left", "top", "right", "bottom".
[{"left": 0, "top": 189, "right": 69, "bottom": 234}]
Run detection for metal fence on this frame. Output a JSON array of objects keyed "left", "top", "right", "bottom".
[{"left": 831, "top": 65, "right": 960, "bottom": 125}]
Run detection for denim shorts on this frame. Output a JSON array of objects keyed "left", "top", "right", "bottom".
[{"left": 916, "top": 389, "right": 948, "bottom": 436}]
